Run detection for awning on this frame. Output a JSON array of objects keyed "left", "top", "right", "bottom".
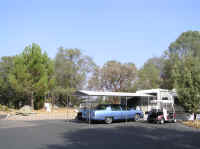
[{"left": 73, "top": 90, "right": 155, "bottom": 97}]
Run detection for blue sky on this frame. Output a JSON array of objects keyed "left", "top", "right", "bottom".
[{"left": 0, "top": 0, "right": 200, "bottom": 68}]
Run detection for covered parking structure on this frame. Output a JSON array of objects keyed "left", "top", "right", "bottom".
[{"left": 73, "top": 90, "right": 155, "bottom": 127}]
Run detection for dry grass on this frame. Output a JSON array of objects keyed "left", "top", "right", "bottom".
[
  {"left": 182, "top": 120, "right": 200, "bottom": 129},
  {"left": 34, "top": 107, "right": 76, "bottom": 114},
  {"left": 0, "top": 107, "right": 77, "bottom": 115},
  {"left": 6, "top": 108, "right": 78, "bottom": 121},
  {"left": 0, "top": 109, "right": 17, "bottom": 115}
]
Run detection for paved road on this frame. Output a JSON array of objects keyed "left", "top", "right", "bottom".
[
  {"left": 0, "top": 114, "right": 6, "bottom": 120},
  {"left": 0, "top": 120, "right": 200, "bottom": 149}
]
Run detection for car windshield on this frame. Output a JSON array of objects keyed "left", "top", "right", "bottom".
[{"left": 95, "top": 105, "right": 108, "bottom": 110}]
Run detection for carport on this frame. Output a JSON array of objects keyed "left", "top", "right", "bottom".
[{"left": 72, "top": 90, "right": 155, "bottom": 127}]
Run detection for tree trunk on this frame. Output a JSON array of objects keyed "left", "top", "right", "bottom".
[
  {"left": 31, "top": 92, "right": 34, "bottom": 109},
  {"left": 113, "top": 97, "right": 120, "bottom": 104},
  {"left": 194, "top": 113, "right": 197, "bottom": 120},
  {"left": 52, "top": 96, "right": 54, "bottom": 109}
]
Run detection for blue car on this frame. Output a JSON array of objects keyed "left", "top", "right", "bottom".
[{"left": 78, "top": 104, "right": 143, "bottom": 124}]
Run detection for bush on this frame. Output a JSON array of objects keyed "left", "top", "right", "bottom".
[
  {"left": 34, "top": 98, "right": 45, "bottom": 110},
  {"left": 0, "top": 104, "right": 10, "bottom": 111}
]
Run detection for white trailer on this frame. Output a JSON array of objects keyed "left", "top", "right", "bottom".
[
  {"left": 135, "top": 89, "right": 176, "bottom": 122},
  {"left": 123, "top": 89, "right": 176, "bottom": 121},
  {"left": 136, "top": 89, "right": 175, "bottom": 111}
]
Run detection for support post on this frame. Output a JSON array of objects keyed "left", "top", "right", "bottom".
[
  {"left": 125, "top": 96, "right": 127, "bottom": 126},
  {"left": 147, "top": 96, "right": 149, "bottom": 112},
  {"left": 66, "top": 96, "right": 69, "bottom": 123},
  {"left": 88, "top": 96, "right": 91, "bottom": 128}
]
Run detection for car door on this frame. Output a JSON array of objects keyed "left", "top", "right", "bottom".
[
  {"left": 110, "top": 105, "right": 122, "bottom": 120},
  {"left": 121, "top": 105, "right": 131, "bottom": 119}
]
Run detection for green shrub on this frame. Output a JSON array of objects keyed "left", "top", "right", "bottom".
[{"left": 0, "top": 104, "right": 10, "bottom": 112}]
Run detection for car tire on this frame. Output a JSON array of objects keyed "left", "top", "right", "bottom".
[
  {"left": 172, "top": 119, "right": 176, "bottom": 123},
  {"left": 105, "top": 117, "right": 113, "bottom": 124},
  {"left": 134, "top": 114, "right": 140, "bottom": 122},
  {"left": 160, "top": 118, "right": 165, "bottom": 124}
]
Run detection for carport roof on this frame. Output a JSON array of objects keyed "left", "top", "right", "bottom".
[{"left": 74, "top": 90, "right": 155, "bottom": 97}]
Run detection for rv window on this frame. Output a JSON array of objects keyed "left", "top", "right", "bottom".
[
  {"left": 150, "top": 97, "right": 156, "bottom": 100},
  {"left": 162, "top": 97, "right": 168, "bottom": 100},
  {"left": 148, "top": 93, "right": 157, "bottom": 97}
]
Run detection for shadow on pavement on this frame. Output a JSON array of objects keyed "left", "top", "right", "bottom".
[{"left": 43, "top": 123, "right": 200, "bottom": 149}]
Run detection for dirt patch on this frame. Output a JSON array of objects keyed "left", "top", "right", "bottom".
[
  {"left": 182, "top": 120, "right": 200, "bottom": 129},
  {"left": 6, "top": 108, "right": 77, "bottom": 121}
]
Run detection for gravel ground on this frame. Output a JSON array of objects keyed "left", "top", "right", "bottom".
[{"left": 0, "top": 120, "right": 200, "bottom": 149}]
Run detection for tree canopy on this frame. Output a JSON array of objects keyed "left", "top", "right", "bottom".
[
  {"left": 162, "top": 31, "right": 200, "bottom": 89},
  {"left": 88, "top": 60, "right": 137, "bottom": 103},
  {"left": 168, "top": 31, "right": 200, "bottom": 118},
  {"left": 8, "top": 43, "right": 55, "bottom": 109},
  {"left": 89, "top": 60, "right": 137, "bottom": 92},
  {"left": 173, "top": 55, "right": 200, "bottom": 118},
  {"left": 0, "top": 56, "right": 16, "bottom": 107},
  {"left": 136, "top": 57, "right": 164, "bottom": 90},
  {"left": 54, "top": 47, "right": 95, "bottom": 105}
]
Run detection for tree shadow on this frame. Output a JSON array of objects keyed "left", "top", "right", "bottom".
[{"left": 42, "top": 122, "right": 200, "bottom": 149}]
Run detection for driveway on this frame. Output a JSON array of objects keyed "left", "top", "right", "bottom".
[{"left": 0, "top": 120, "right": 199, "bottom": 149}]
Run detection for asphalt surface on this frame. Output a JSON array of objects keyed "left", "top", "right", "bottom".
[
  {"left": 0, "top": 120, "right": 200, "bottom": 149},
  {"left": 0, "top": 114, "right": 7, "bottom": 120}
]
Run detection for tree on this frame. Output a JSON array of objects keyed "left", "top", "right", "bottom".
[
  {"left": 136, "top": 57, "right": 163, "bottom": 90},
  {"left": 162, "top": 31, "right": 200, "bottom": 89},
  {"left": 164, "top": 31, "right": 200, "bottom": 120},
  {"left": 160, "top": 57, "right": 174, "bottom": 89},
  {"left": 168, "top": 31, "right": 200, "bottom": 58},
  {"left": 173, "top": 55, "right": 200, "bottom": 119},
  {"left": 88, "top": 60, "right": 137, "bottom": 103},
  {"left": 54, "top": 47, "right": 95, "bottom": 106},
  {"left": 8, "top": 43, "right": 55, "bottom": 109},
  {"left": 0, "top": 56, "right": 16, "bottom": 107},
  {"left": 88, "top": 66, "right": 102, "bottom": 91}
]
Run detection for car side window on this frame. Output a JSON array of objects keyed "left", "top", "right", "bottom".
[
  {"left": 121, "top": 106, "right": 131, "bottom": 110},
  {"left": 95, "top": 105, "right": 107, "bottom": 110},
  {"left": 111, "top": 105, "right": 121, "bottom": 111}
]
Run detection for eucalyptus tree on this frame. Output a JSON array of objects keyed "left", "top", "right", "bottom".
[
  {"left": 88, "top": 60, "right": 137, "bottom": 103},
  {"left": 54, "top": 47, "right": 95, "bottom": 106}
]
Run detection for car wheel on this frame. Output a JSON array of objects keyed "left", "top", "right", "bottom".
[
  {"left": 173, "top": 119, "right": 176, "bottom": 123},
  {"left": 160, "top": 118, "right": 165, "bottom": 124},
  {"left": 105, "top": 117, "right": 113, "bottom": 124},
  {"left": 134, "top": 114, "right": 140, "bottom": 122}
]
